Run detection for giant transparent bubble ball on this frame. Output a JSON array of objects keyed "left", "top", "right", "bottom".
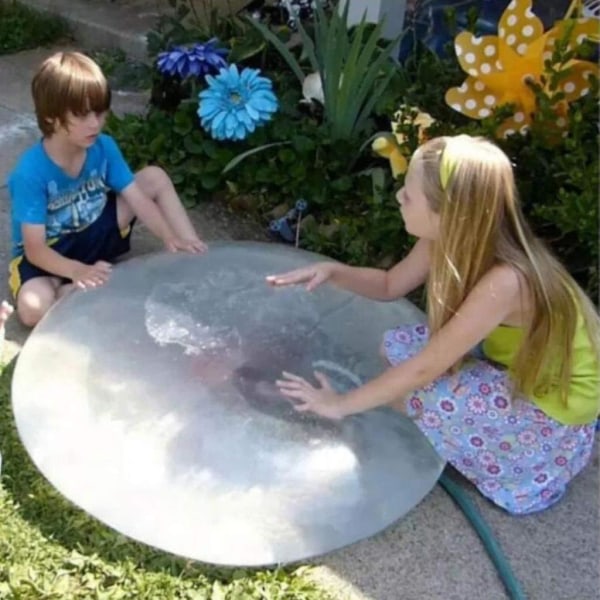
[{"left": 12, "top": 243, "right": 444, "bottom": 566}]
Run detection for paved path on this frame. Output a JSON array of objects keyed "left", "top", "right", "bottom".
[{"left": 0, "top": 4, "right": 598, "bottom": 599}]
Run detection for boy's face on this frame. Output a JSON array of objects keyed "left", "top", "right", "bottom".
[{"left": 53, "top": 110, "right": 107, "bottom": 148}]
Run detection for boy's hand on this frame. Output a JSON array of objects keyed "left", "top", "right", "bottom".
[
  {"left": 71, "top": 261, "right": 112, "bottom": 289},
  {"left": 164, "top": 237, "right": 208, "bottom": 254}
]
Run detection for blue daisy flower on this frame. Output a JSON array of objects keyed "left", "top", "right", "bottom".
[
  {"left": 197, "top": 65, "right": 279, "bottom": 141},
  {"left": 156, "top": 39, "right": 228, "bottom": 79}
]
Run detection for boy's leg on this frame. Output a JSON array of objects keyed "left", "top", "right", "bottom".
[
  {"left": 117, "top": 166, "right": 200, "bottom": 240},
  {"left": 16, "top": 276, "right": 62, "bottom": 327}
]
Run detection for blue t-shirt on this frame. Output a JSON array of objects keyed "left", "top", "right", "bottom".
[{"left": 8, "top": 133, "right": 134, "bottom": 257}]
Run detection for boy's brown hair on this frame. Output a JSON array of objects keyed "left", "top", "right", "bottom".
[{"left": 32, "top": 51, "right": 111, "bottom": 137}]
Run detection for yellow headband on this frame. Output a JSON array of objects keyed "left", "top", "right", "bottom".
[{"left": 439, "top": 140, "right": 458, "bottom": 191}]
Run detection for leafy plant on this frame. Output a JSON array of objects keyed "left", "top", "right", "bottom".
[
  {"left": 91, "top": 48, "right": 152, "bottom": 92},
  {"left": 0, "top": 0, "right": 70, "bottom": 55},
  {"left": 147, "top": 0, "right": 268, "bottom": 111},
  {"left": 248, "top": 1, "right": 402, "bottom": 142},
  {"left": 147, "top": 0, "right": 266, "bottom": 67},
  {"left": 112, "top": 0, "right": 598, "bottom": 299},
  {"left": 377, "top": 47, "right": 599, "bottom": 298}
]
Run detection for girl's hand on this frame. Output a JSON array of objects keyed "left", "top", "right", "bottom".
[
  {"left": 276, "top": 371, "right": 346, "bottom": 419},
  {"left": 266, "top": 263, "right": 334, "bottom": 291}
]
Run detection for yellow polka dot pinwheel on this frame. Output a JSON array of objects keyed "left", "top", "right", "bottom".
[{"left": 445, "top": 0, "right": 599, "bottom": 138}]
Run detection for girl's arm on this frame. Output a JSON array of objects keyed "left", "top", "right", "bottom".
[
  {"left": 268, "top": 238, "right": 431, "bottom": 301},
  {"left": 342, "top": 264, "right": 522, "bottom": 414},
  {"left": 329, "top": 237, "right": 431, "bottom": 300},
  {"left": 278, "top": 264, "right": 523, "bottom": 417}
]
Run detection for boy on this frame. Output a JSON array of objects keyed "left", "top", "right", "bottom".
[{"left": 7, "top": 51, "right": 207, "bottom": 327}]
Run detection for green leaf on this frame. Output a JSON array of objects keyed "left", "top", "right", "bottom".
[
  {"left": 292, "top": 135, "right": 316, "bottom": 153},
  {"left": 245, "top": 17, "right": 306, "bottom": 85},
  {"left": 183, "top": 134, "right": 204, "bottom": 155},
  {"left": 277, "top": 147, "right": 296, "bottom": 163},
  {"left": 173, "top": 109, "right": 193, "bottom": 136},
  {"left": 201, "top": 173, "right": 220, "bottom": 190},
  {"left": 202, "top": 140, "right": 219, "bottom": 159},
  {"left": 149, "top": 133, "right": 167, "bottom": 155},
  {"left": 204, "top": 159, "right": 223, "bottom": 173},
  {"left": 170, "top": 170, "right": 185, "bottom": 185},
  {"left": 331, "top": 175, "right": 353, "bottom": 192},
  {"left": 228, "top": 35, "right": 267, "bottom": 64},
  {"left": 222, "top": 142, "right": 290, "bottom": 174}
]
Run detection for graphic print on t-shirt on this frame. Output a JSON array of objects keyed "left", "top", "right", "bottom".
[{"left": 45, "top": 167, "right": 108, "bottom": 238}]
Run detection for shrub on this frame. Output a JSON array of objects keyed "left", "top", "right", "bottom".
[{"left": 0, "top": 0, "right": 70, "bottom": 55}]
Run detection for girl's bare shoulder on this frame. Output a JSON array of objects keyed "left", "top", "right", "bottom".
[{"left": 487, "top": 263, "right": 532, "bottom": 327}]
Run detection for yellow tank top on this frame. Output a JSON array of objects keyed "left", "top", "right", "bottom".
[{"left": 482, "top": 316, "right": 599, "bottom": 425}]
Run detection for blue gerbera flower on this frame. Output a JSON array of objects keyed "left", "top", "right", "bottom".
[
  {"left": 197, "top": 65, "right": 278, "bottom": 141},
  {"left": 156, "top": 39, "right": 228, "bottom": 79}
]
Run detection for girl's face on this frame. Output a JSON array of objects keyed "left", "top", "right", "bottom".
[{"left": 396, "top": 159, "right": 440, "bottom": 240}]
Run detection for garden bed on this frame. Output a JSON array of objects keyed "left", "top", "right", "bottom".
[{"left": 106, "top": 0, "right": 599, "bottom": 299}]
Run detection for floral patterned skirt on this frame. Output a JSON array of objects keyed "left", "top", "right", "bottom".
[{"left": 383, "top": 323, "right": 596, "bottom": 515}]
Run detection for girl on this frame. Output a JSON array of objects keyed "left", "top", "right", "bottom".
[{"left": 267, "top": 134, "right": 599, "bottom": 515}]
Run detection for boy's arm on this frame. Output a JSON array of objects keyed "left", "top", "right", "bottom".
[
  {"left": 22, "top": 224, "right": 81, "bottom": 279},
  {"left": 22, "top": 225, "right": 111, "bottom": 288}
]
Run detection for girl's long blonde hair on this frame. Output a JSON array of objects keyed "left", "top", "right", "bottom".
[{"left": 416, "top": 135, "right": 599, "bottom": 402}]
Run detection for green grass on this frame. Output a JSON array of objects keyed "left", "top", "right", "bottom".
[
  {"left": 0, "top": 0, "right": 71, "bottom": 55},
  {"left": 0, "top": 361, "right": 332, "bottom": 599}
]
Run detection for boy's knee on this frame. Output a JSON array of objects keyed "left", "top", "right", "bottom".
[
  {"left": 17, "top": 287, "right": 56, "bottom": 327},
  {"left": 139, "top": 165, "right": 169, "bottom": 187}
]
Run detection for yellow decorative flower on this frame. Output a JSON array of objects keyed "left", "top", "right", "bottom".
[
  {"left": 391, "top": 108, "right": 435, "bottom": 146},
  {"left": 372, "top": 108, "right": 435, "bottom": 177},
  {"left": 372, "top": 136, "right": 408, "bottom": 178},
  {"left": 445, "top": 0, "right": 598, "bottom": 138}
]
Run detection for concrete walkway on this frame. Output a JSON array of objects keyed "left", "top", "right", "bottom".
[{"left": 0, "top": 3, "right": 598, "bottom": 599}]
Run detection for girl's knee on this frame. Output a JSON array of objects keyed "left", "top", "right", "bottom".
[
  {"left": 378, "top": 340, "right": 389, "bottom": 361},
  {"left": 381, "top": 324, "right": 425, "bottom": 365}
]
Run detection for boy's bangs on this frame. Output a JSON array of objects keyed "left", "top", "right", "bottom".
[{"left": 67, "top": 76, "right": 111, "bottom": 116}]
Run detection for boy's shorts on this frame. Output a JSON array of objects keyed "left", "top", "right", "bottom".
[{"left": 9, "top": 193, "right": 134, "bottom": 299}]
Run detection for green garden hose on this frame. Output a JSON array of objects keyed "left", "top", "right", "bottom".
[{"left": 438, "top": 473, "right": 527, "bottom": 600}]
